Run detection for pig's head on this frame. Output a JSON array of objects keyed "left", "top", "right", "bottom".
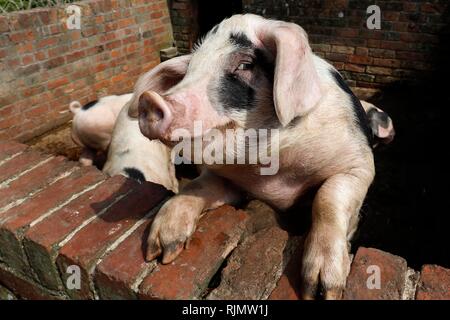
[{"left": 129, "top": 14, "right": 322, "bottom": 149}]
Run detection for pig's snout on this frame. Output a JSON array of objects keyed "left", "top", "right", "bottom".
[{"left": 138, "top": 91, "right": 173, "bottom": 141}]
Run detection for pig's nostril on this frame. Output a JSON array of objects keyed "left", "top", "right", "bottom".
[{"left": 150, "top": 105, "right": 164, "bottom": 122}]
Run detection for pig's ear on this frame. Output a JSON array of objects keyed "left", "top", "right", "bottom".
[
  {"left": 128, "top": 55, "right": 191, "bottom": 118},
  {"left": 260, "top": 23, "right": 322, "bottom": 126}
]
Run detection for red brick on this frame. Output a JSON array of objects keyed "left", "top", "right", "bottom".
[
  {"left": 369, "top": 48, "right": 395, "bottom": 59},
  {"left": 0, "top": 16, "right": 8, "bottom": 33},
  {"left": 421, "top": 3, "right": 441, "bottom": 14},
  {"left": 65, "top": 50, "right": 86, "bottom": 63},
  {"left": 0, "top": 141, "right": 28, "bottom": 162},
  {"left": 21, "top": 54, "right": 34, "bottom": 65},
  {"left": 36, "top": 37, "right": 58, "bottom": 49},
  {"left": 355, "top": 47, "right": 369, "bottom": 56},
  {"left": 0, "top": 156, "right": 75, "bottom": 209},
  {"left": 383, "top": 12, "right": 400, "bottom": 21},
  {"left": 16, "top": 42, "right": 33, "bottom": 54},
  {"left": 373, "top": 58, "right": 401, "bottom": 68},
  {"left": 0, "top": 114, "right": 22, "bottom": 131},
  {"left": 0, "top": 150, "right": 49, "bottom": 183},
  {"left": 343, "top": 247, "right": 407, "bottom": 300},
  {"left": 0, "top": 265, "right": 64, "bottom": 300},
  {"left": 415, "top": 265, "right": 450, "bottom": 300},
  {"left": 95, "top": 219, "right": 153, "bottom": 299},
  {"left": 380, "top": 40, "right": 406, "bottom": 51},
  {"left": 344, "top": 64, "right": 365, "bottom": 73},
  {"left": 47, "top": 77, "right": 69, "bottom": 90},
  {"left": 23, "top": 176, "right": 136, "bottom": 290},
  {"left": 349, "top": 55, "right": 373, "bottom": 65},
  {"left": 139, "top": 206, "right": 249, "bottom": 300},
  {"left": 57, "top": 182, "right": 168, "bottom": 299},
  {"left": 208, "top": 226, "right": 301, "bottom": 300},
  {"left": 366, "top": 66, "right": 392, "bottom": 76},
  {"left": 268, "top": 244, "right": 303, "bottom": 300},
  {"left": 8, "top": 30, "right": 35, "bottom": 43},
  {"left": 0, "top": 166, "right": 105, "bottom": 275},
  {"left": 331, "top": 45, "right": 354, "bottom": 55},
  {"left": 335, "top": 28, "right": 359, "bottom": 38},
  {"left": 325, "top": 52, "right": 349, "bottom": 63}
]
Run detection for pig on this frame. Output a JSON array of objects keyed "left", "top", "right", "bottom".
[
  {"left": 69, "top": 93, "right": 132, "bottom": 166},
  {"left": 360, "top": 100, "right": 395, "bottom": 147},
  {"left": 102, "top": 80, "right": 180, "bottom": 193},
  {"left": 128, "top": 14, "right": 383, "bottom": 299}
]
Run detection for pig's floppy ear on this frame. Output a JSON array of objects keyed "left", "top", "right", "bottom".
[
  {"left": 260, "top": 22, "right": 322, "bottom": 126},
  {"left": 128, "top": 54, "right": 191, "bottom": 118}
]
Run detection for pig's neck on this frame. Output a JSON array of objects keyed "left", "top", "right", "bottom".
[{"left": 206, "top": 143, "right": 319, "bottom": 211}]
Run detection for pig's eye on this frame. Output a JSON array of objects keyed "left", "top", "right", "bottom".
[{"left": 236, "top": 62, "right": 253, "bottom": 71}]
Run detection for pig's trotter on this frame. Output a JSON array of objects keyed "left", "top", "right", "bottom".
[
  {"left": 300, "top": 170, "right": 374, "bottom": 300},
  {"left": 146, "top": 195, "right": 202, "bottom": 263},
  {"left": 79, "top": 148, "right": 96, "bottom": 166},
  {"left": 146, "top": 170, "right": 242, "bottom": 263}
]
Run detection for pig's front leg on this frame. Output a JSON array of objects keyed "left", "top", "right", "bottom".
[
  {"left": 79, "top": 148, "right": 96, "bottom": 166},
  {"left": 300, "top": 167, "right": 374, "bottom": 300},
  {"left": 146, "top": 169, "right": 243, "bottom": 263}
]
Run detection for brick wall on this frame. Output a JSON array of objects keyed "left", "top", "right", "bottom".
[
  {"left": 1, "top": 140, "right": 449, "bottom": 300},
  {"left": 169, "top": 0, "right": 198, "bottom": 53},
  {"left": 0, "top": 0, "right": 173, "bottom": 142},
  {"left": 170, "top": 0, "right": 449, "bottom": 92},
  {"left": 243, "top": 0, "right": 449, "bottom": 89}
]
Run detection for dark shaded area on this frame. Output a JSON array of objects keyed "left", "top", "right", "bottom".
[
  {"left": 353, "top": 82, "right": 449, "bottom": 269},
  {"left": 352, "top": 9, "right": 450, "bottom": 269},
  {"left": 197, "top": 0, "right": 242, "bottom": 38}
]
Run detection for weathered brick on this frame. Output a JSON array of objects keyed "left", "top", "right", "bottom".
[
  {"left": 268, "top": 243, "right": 303, "bottom": 300},
  {"left": 0, "top": 150, "right": 49, "bottom": 183},
  {"left": 366, "top": 66, "right": 392, "bottom": 76},
  {"left": 208, "top": 226, "right": 301, "bottom": 300},
  {"left": 0, "top": 282, "right": 16, "bottom": 300},
  {"left": 0, "top": 166, "right": 105, "bottom": 276},
  {"left": 415, "top": 265, "right": 450, "bottom": 300},
  {"left": 349, "top": 55, "right": 373, "bottom": 65},
  {"left": 331, "top": 45, "right": 355, "bottom": 55},
  {"left": 0, "top": 264, "right": 65, "bottom": 300},
  {"left": 95, "top": 219, "right": 154, "bottom": 299},
  {"left": 57, "top": 182, "right": 168, "bottom": 299},
  {"left": 0, "top": 141, "right": 28, "bottom": 162},
  {"left": 139, "top": 206, "right": 249, "bottom": 300},
  {"left": 23, "top": 175, "right": 136, "bottom": 290},
  {"left": 344, "top": 63, "right": 365, "bottom": 73},
  {"left": 0, "top": 156, "right": 76, "bottom": 209},
  {"left": 343, "top": 247, "right": 408, "bottom": 300}
]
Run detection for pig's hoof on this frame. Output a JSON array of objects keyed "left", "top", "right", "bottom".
[
  {"left": 145, "top": 196, "right": 200, "bottom": 263},
  {"left": 300, "top": 232, "right": 350, "bottom": 300}
]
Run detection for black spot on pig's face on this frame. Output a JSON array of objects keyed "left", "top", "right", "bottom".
[
  {"left": 230, "top": 32, "right": 253, "bottom": 49},
  {"left": 211, "top": 33, "right": 277, "bottom": 128}
]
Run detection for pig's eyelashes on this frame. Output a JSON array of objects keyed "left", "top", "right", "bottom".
[{"left": 236, "top": 62, "right": 254, "bottom": 71}]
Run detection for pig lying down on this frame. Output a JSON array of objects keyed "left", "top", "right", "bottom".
[
  {"left": 127, "top": 14, "right": 392, "bottom": 299},
  {"left": 70, "top": 94, "right": 178, "bottom": 193},
  {"left": 69, "top": 94, "right": 132, "bottom": 166},
  {"left": 103, "top": 100, "right": 179, "bottom": 193}
]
